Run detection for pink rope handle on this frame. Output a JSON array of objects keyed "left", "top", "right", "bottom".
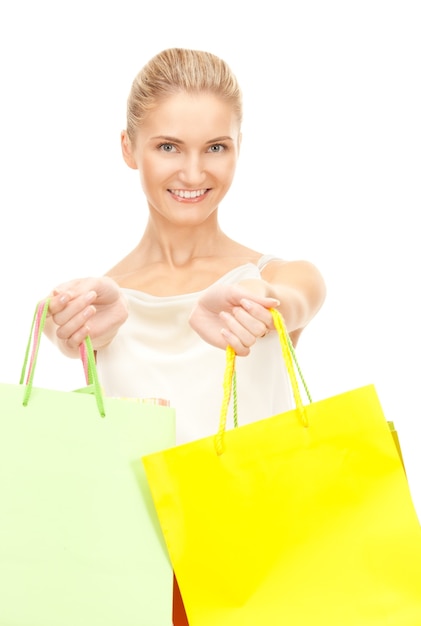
[
  {"left": 26, "top": 300, "right": 90, "bottom": 386},
  {"left": 21, "top": 300, "right": 105, "bottom": 416},
  {"left": 26, "top": 301, "right": 47, "bottom": 384},
  {"left": 79, "top": 342, "right": 89, "bottom": 384}
]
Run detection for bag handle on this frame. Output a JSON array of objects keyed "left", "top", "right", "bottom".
[
  {"left": 215, "top": 308, "right": 310, "bottom": 454},
  {"left": 19, "top": 299, "right": 105, "bottom": 417}
]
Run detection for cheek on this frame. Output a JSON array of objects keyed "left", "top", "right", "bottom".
[
  {"left": 139, "top": 156, "right": 170, "bottom": 189},
  {"left": 214, "top": 156, "right": 237, "bottom": 185},
  {"left": 139, "top": 162, "right": 156, "bottom": 196}
]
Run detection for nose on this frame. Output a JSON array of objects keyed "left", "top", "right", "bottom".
[{"left": 178, "top": 153, "right": 207, "bottom": 186}]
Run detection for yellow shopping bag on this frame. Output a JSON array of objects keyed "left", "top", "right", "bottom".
[{"left": 143, "top": 309, "right": 421, "bottom": 626}]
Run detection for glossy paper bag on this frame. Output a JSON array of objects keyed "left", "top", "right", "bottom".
[
  {"left": 0, "top": 301, "right": 175, "bottom": 626},
  {"left": 144, "top": 310, "right": 421, "bottom": 626}
]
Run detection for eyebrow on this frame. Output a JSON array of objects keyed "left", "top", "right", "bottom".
[
  {"left": 205, "top": 136, "right": 234, "bottom": 144},
  {"left": 150, "top": 135, "right": 234, "bottom": 144}
]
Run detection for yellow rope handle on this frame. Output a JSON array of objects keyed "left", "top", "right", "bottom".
[
  {"left": 215, "top": 308, "right": 307, "bottom": 455},
  {"left": 215, "top": 345, "right": 236, "bottom": 455},
  {"left": 270, "top": 308, "right": 306, "bottom": 423}
]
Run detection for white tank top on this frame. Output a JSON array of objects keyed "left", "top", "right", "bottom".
[{"left": 97, "top": 255, "right": 293, "bottom": 444}]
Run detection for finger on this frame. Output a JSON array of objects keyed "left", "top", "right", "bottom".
[
  {"left": 234, "top": 287, "right": 280, "bottom": 308},
  {"left": 240, "top": 299, "right": 276, "bottom": 329},
  {"left": 55, "top": 304, "right": 96, "bottom": 341},
  {"left": 220, "top": 328, "right": 251, "bottom": 357},
  {"left": 51, "top": 291, "right": 97, "bottom": 324},
  {"left": 231, "top": 306, "right": 268, "bottom": 337},
  {"left": 46, "top": 291, "right": 74, "bottom": 315},
  {"left": 63, "top": 324, "right": 92, "bottom": 350},
  {"left": 219, "top": 311, "right": 257, "bottom": 349},
  {"left": 49, "top": 277, "right": 103, "bottom": 311}
]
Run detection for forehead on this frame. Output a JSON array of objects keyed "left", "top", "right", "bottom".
[{"left": 138, "top": 91, "right": 240, "bottom": 141}]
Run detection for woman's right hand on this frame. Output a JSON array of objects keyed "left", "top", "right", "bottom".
[{"left": 45, "top": 276, "right": 129, "bottom": 357}]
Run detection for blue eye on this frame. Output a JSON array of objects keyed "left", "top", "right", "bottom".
[
  {"left": 208, "top": 144, "right": 225, "bottom": 153},
  {"left": 159, "top": 143, "right": 175, "bottom": 152}
]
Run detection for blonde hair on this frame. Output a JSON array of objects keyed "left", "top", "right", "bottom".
[{"left": 126, "top": 48, "right": 243, "bottom": 141}]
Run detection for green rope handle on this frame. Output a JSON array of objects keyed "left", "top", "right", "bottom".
[
  {"left": 80, "top": 336, "right": 105, "bottom": 417},
  {"left": 285, "top": 328, "right": 312, "bottom": 404},
  {"left": 271, "top": 309, "right": 306, "bottom": 420},
  {"left": 215, "top": 308, "right": 310, "bottom": 455},
  {"left": 20, "top": 299, "right": 105, "bottom": 417}
]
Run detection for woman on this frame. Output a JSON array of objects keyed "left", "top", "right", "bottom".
[
  {"left": 45, "top": 48, "right": 326, "bottom": 445},
  {"left": 44, "top": 46, "right": 326, "bottom": 625}
]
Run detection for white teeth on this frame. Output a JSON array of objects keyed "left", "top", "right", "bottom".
[{"left": 171, "top": 189, "right": 207, "bottom": 199}]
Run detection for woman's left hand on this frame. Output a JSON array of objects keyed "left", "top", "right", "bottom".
[{"left": 188, "top": 281, "right": 279, "bottom": 356}]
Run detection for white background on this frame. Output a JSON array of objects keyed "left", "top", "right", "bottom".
[{"left": 1, "top": 2, "right": 420, "bottom": 514}]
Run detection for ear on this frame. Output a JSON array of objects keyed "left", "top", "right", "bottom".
[{"left": 121, "top": 130, "right": 138, "bottom": 170}]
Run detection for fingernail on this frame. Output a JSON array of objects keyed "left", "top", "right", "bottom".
[
  {"left": 83, "top": 305, "right": 96, "bottom": 318},
  {"left": 59, "top": 293, "right": 70, "bottom": 304},
  {"left": 84, "top": 291, "right": 97, "bottom": 303}
]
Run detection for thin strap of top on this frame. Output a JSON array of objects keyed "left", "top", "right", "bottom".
[{"left": 256, "top": 254, "right": 281, "bottom": 271}]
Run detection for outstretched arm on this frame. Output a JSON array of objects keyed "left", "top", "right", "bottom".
[{"left": 189, "top": 260, "right": 326, "bottom": 356}]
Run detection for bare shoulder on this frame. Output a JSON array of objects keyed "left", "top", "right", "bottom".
[
  {"left": 261, "top": 258, "right": 327, "bottom": 307},
  {"left": 261, "top": 258, "right": 323, "bottom": 278}
]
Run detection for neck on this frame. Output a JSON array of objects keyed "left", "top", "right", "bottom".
[{"left": 138, "top": 216, "right": 228, "bottom": 268}]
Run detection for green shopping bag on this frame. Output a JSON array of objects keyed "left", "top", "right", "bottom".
[{"left": 0, "top": 300, "right": 175, "bottom": 625}]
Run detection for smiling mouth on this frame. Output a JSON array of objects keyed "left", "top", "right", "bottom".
[{"left": 168, "top": 188, "right": 209, "bottom": 200}]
